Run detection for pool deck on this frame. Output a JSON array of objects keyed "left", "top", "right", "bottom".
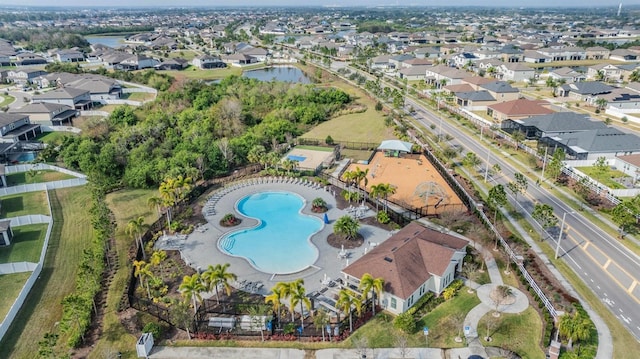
[{"left": 173, "top": 177, "right": 392, "bottom": 300}]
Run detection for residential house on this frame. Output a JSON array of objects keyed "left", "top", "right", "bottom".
[
  {"left": 413, "top": 47, "right": 440, "bottom": 59},
  {"left": 609, "top": 49, "right": 638, "bottom": 62},
  {"left": 401, "top": 58, "right": 432, "bottom": 69},
  {"left": 548, "top": 67, "right": 586, "bottom": 83},
  {"left": 587, "top": 63, "right": 623, "bottom": 81},
  {"left": 497, "top": 63, "right": 535, "bottom": 82},
  {"left": 341, "top": 222, "right": 467, "bottom": 315},
  {"left": 555, "top": 81, "right": 614, "bottom": 102},
  {"left": 501, "top": 112, "right": 606, "bottom": 139},
  {"left": 66, "top": 76, "right": 122, "bottom": 102},
  {"left": 479, "top": 81, "right": 520, "bottom": 102},
  {"left": 389, "top": 54, "right": 415, "bottom": 70},
  {"left": 114, "top": 55, "right": 159, "bottom": 71},
  {"left": 585, "top": 46, "right": 610, "bottom": 60},
  {"left": 537, "top": 47, "right": 586, "bottom": 61},
  {"left": 222, "top": 53, "right": 254, "bottom": 66},
  {"left": 523, "top": 50, "right": 551, "bottom": 64},
  {"left": 155, "top": 58, "right": 190, "bottom": 70},
  {"left": 614, "top": 154, "right": 640, "bottom": 182},
  {"left": 398, "top": 66, "right": 431, "bottom": 81},
  {"left": 32, "top": 87, "right": 92, "bottom": 110},
  {"left": 425, "top": 65, "right": 469, "bottom": 87},
  {"left": 13, "top": 53, "right": 47, "bottom": 66},
  {"left": 192, "top": 55, "right": 226, "bottom": 69},
  {"left": 595, "top": 87, "right": 640, "bottom": 112},
  {"left": 10, "top": 102, "right": 77, "bottom": 126},
  {"left": 6, "top": 69, "right": 47, "bottom": 85},
  {"left": 239, "top": 46, "right": 269, "bottom": 62},
  {"left": 370, "top": 55, "right": 392, "bottom": 70},
  {"left": 0, "top": 113, "right": 41, "bottom": 143},
  {"left": 487, "top": 98, "right": 554, "bottom": 123},
  {"left": 56, "top": 49, "right": 85, "bottom": 63},
  {"left": 539, "top": 127, "right": 640, "bottom": 160}
]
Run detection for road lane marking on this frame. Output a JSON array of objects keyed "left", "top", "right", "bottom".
[
  {"left": 629, "top": 281, "right": 638, "bottom": 294},
  {"left": 604, "top": 259, "right": 611, "bottom": 269}
]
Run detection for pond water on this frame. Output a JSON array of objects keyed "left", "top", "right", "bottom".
[
  {"left": 85, "top": 35, "right": 127, "bottom": 48},
  {"left": 242, "top": 66, "right": 312, "bottom": 84}
]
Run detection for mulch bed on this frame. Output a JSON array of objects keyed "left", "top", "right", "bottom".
[{"left": 326, "top": 233, "right": 364, "bottom": 249}]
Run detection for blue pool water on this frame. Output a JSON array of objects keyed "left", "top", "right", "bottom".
[
  {"left": 219, "top": 191, "right": 322, "bottom": 274},
  {"left": 287, "top": 155, "right": 307, "bottom": 162}
]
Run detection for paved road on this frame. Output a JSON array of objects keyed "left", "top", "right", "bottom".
[{"left": 405, "top": 97, "right": 640, "bottom": 341}]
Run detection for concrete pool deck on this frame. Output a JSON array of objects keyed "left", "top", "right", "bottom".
[{"left": 175, "top": 178, "right": 392, "bottom": 298}]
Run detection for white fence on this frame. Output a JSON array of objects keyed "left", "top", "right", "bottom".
[
  {"left": 80, "top": 110, "right": 109, "bottom": 117},
  {"left": 103, "top": 99, "right": 143, "bottom": 106},
  {"left": 5, "top": 163, "right": 86, "bottom": 179},
  {"left": 0, "top": 192, "right": 54, "bottom": 341},
  {"left": 41, "top": 125, "right": 82, "bottom": 134}
]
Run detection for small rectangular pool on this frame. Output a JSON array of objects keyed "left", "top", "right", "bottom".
[{"left": 287, "top": 155, "right": 306, "bottom": 162}]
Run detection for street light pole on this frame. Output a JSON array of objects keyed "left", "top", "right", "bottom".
[
  {"left": 540, "top": 146, "right": 549, "bottom": 182},
  {"left": 484, "top": 148, "right": 491, "bottom": 183},
  {"left": 555, "top": 212, "right": 568, "bottom": 259}
]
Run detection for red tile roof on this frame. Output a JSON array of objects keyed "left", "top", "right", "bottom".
[
  {"left": 487, "top": 98, "right": 554, "bottom": 116},
  {"left": 342, "top": 222, "right": 467, "bottom": 299}
]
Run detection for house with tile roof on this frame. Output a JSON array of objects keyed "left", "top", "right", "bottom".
[
  {"left": 548, "top": 67, "right": 586, "bottom": 83},
  {"left": 487, "top": 98, "right": 554, "bottom": 122},
  {"left": 555, "top": 81, "right": 614, "bottom": 102},
  {"left": 342, "top": 222, "right": 467, "bottom": 315},
  {"left": 497, "top": 62, "right": 535, "bottom": 82}
]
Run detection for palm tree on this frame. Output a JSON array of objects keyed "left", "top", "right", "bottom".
[
  {"left": 274, "top": 281, "right": 295, "bottom": 322},
  {"left": 595, "top": 97, "right": 608, "bottom": 111},
  {"left": 133, "top": 260, "right": 152, "bottom": 298},
  {"left": 558, "top": 312, "right": 594, "bottom": 350},
  {"left": 511, "top": 130, "right": 525, "bottom": 151},
  {"left": 336, "top": 288, "right": 361, "bottom": 333},
  {"left": 201, "top": 263, "right": 237, "bottom": 304},
  {"left": 353, "top": 167, "right": 369, "bottom": 201},
  {"left": 126, "top": 216, "right": 149, "bottom": 260},
  {"left": 265, "top": 286, "right": 284, "bottom": 324},
  {"left": 333, "top": 215, "right": 360, "bottom": 241},
  {"left": 288, "top": 279, "right": 312, "bottom": 330},
  {"left": 313, "top": 308, "right": 330, "bottom": 341},
  {"left": 147, "top": 195, "right": 164, "bottom": 217},
  {"left": 373, "top": 183, "right": 396, "bottom": 212},
  {"left": 179, "top": 273, "right": 206, "bottom": 315},
  {"left": 359, "top": 273, "right": 384, "bottom": 316},
  {"left": 150, "top": 250, "right": 167, "bottom": 280},
  {"left": 369, "top": 183, "right": 385, "bottom": 211}
]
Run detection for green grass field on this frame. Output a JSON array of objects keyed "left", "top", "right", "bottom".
[
  {"left": 0, "top": 188, "right": 94, "bottom": 358},
  {"left": 0, "top": 224, "right": 48, "bottom": 263},
  {"left": 0, "top": 191, "right": 50, "bottom": 217},
  {"left": 162, "top": 65, "right": 242, "bottom": 80},
  {"left": 7, "top": 170, "right": 76, "bottom": 185},
  {"left": 0, "top": 272, "right": 32, "bottom": 322},
  {"left": 301, "top": 81, "right": 395, "bottom": 143},
  {"left": 168, "top": 50, "right": 198, "bottom": 61},
  {"left": 477, "top": 307, "right": 545, "bottom": 359},
  {"left": 575, "top": 166, "right": 628, "bottom": 189},
  {"left": 87, "top": 188, "right": 157, "bottom": 359},
  {"left": 0, "top": 93, "right": 14, "bottom": 107},
  {"left": 123, "top": 92, "right": 156, "bottom": 102},
  {"left": 36, "top": 131, "right": 75, "bottom": 145}
]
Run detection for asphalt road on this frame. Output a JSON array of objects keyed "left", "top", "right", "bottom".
[{"left": 405, "top": 97, "right": 640, "bottom": 341}]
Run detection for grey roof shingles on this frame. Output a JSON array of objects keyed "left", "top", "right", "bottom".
[{"left": 516, "top": 112, "right": 607, "bottom": 132}]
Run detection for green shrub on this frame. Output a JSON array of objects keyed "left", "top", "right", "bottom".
[
  {"left": 393, "top": 312, "right": 417, "bottom": 334},
  {"left": 376, "top": 210, "right": 390, "bottom": 224},
  {"left": 142, "top": 322, "right": 163, "bottom": 339}
]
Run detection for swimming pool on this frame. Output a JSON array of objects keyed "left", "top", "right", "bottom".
[
  {"left": 218, "top": 191, "right": 323, "bottom": 274},
  {"left": 287, "top": 155, "right": 307, "bottom": 162}
]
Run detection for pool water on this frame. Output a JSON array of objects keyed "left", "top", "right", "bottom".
[
  {"left": 287, "top": 155, "right": 306, "bottom": 162},
  {"left": 219, "top": 191, "right": 322, "bottom": 274}
]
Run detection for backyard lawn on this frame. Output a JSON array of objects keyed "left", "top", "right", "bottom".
[
  {"left": 35, "top": 131, "right": 74, "bottom": 145},
  {"left": 575, "top": 166, "right": 629, "bottom": 189},
  {"left": 0, "top": 187, "right": 94, "bottom": 358},
  {"left": 123, "top": 92, "right": 156, "bottom": 102},
  {"left": 477, "top": 307, "right": 545, "bottom": 359},
  {"left": 0, "top": 272, "right": 32, "bottom": 322},
  {"left": 301, "top": 80, "right": 395, "bottom": 144},
  {"left": 162, "top": 65, "right": 242, "bottom": 80},
  {"left": 6, "top": 170, "right": 76, "bottom": 185},
  {"left": 0, "top": 191, "right": 49, "bottom": 217},
  {"left": 0, "top": 224, "right": 48, "bottom": 264}
]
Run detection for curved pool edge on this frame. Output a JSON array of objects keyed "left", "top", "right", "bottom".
[{"left": 217, "top": 190, "right": 324, "bottom": 275}]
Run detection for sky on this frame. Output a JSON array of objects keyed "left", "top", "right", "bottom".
[{"left": 0, "top": 0, "right": 637, "bottom": 8}]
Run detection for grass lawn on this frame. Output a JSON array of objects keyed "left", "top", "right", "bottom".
[
  {"left": 0, "top": 93, "right": 14, "bottom": 107},
  {"left": 575, "top": 166, "right": 628, "bottom": 189},
  {"left": 7, "top": 170, "right": 76, "bottom": 185},
  {"left": 123, "top": 92, "right": 156, "bottom": 102},
  {"left": 0, "top": 191, "right": 49, "bottom": 217},
  {"left": 301, "top": 80, "right": 395, "bottom": 143},
  {"left": 87, "top": 188, "right": 157, "bottom": 359},
  {"left": 0, "top": 272, "right": 32, "bottom": 322},
  {"left": 162, "top": 65, "right": 242, "bottom": 80},
  {"left": 0, "top": 188, "right": 94, "bottom": 358},
  {"left": 343, "top": 289, "right": 480, "bottom": 349},
  {"left": 0, "top": 224, "right": 48, "bottom": 263},
  {"left": 35, "top": 131, "right": 75, "bottom": 145},
  {"left": 417, "top": 289, "right": 482, "bottom": 348},
  {"left": 477, "top": 307, "right": 545, "bottom": 359},
  {"left": 340, "top": 149, "right": 375, "bottom": 162},
  {"left": 295, "top": 145, "right": 334, "bottom": 152},
  {"left": 168, "top": 50, "right": 198, "bottom": 61}
]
